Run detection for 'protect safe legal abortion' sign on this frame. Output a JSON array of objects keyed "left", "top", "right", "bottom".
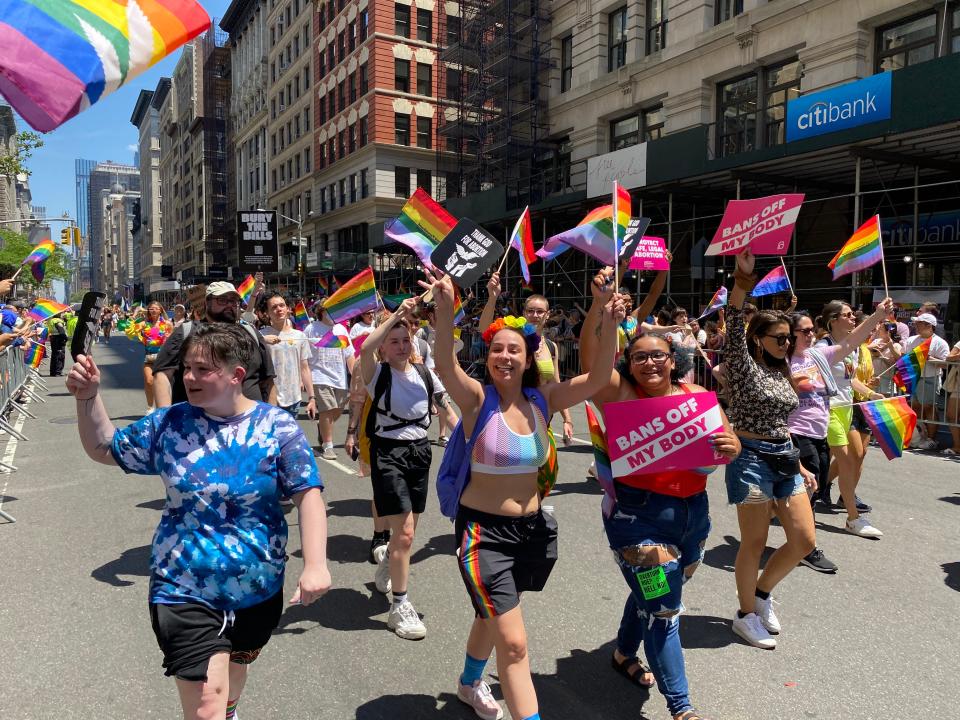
[{"left": 604, "top": 392, "right": 729, "bottom": 476}]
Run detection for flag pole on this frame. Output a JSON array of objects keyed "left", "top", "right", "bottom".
[
  {"left": 779, "top": 256, "right": 794, "bottom": 296},
  {"left": 878, "top": 217, "right": 890, "bottom": 298},
  {"left": 612, "top": 181, "right": 620, "bottom": 291}
]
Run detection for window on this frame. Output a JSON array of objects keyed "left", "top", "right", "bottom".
[
  {"left": 560, "top": 36, "right": 573, "bottom": 93},
  {"left": 396, "top": 4, "right": 410, "bottom": 37},
  {"left": 295, "top": 153, "right": 301, "bottom": 178},
  {"left": 321, "top": 187, "right": 327, "bottom": 213},
  {"left": 608, "top": 7, "right": 627, "bottom": 71},
  {"left": 305, "top": 190, "right": 312, "bottom": 215},
  {"left": 319, "top": 143, "right": 326, "bottom": 169},
  {"left": 877, "top": 11, "right": 938, "bottom": 72},
  {"left": 338, "top": 130, "right": 346, "bottom": 158},
  {"left": 395, "top": 59, "right": 410, "bottom": 92},
  {"left": 718, "top": 74, "right": 757, "bottom": 157},
  {"left": 417, "top": 9, "right": 432, "bottom": 42},
  {"left": 716, "top": 60, "right": 800, "bottom": 157},
  {"left": 395, "top": 167, "right": 410, "bottom": 197},
  {"left": 349, "top": 21, "right": 356, "bottom": 52},
  {"left": 327, "top": 45, "right": 335, "bottom": 71},
  {"left": 349, "top": 123, "right": 357, "bottom": 152},
  {"left": 416, "top": 117, "right": 432, "bottom": 148},
  {"left": 318, "top": 51, "right": 325, "bottom": 79},
  {"left": 360, "top": 10, "right": 369, "bottom": 40},
  {"left": 338, "top": 31, "right": 346, "bottom": 62},
  {"left": 446, "top": 14, "right": 461, "bottom": 46},
  {"left": 271, "top": 168, "right": 277, "bottom": 191},
  {"left": 417, "top": 63, "right": 432, "bottom": 95},
  {"left": 715, "top": 0, "right": 742, "bottom": 24},
  {"left": 361, "top": 168, "right": 369, "bottom": 198},
  {"left": 350, "top": 174, "right": 357, "bottom": 202},
  {"left": 610, "top": 104, "right": 664, "bottom": 150},
  {"left": 395, "top": 113, "right": 410, "bottom": 145},
  {"left": 304, "top": 65, "right": 310, "bottom": 89},
  {"left": 338, "top": 80, "right": 346, "bottom": 111},
  {"left": 304, "top": 148, "right": 311, "bottom": 173},
  {"left": 328, "top": 93, "right": 336, "bottom": 118},
  {"left": 349, "top": 72, "right": 357, "bottom": 103},
  {"left": 360, "top": 63, "right": 369, "bottom": 94},
  {"left": 271, "top": 133, "right": 277, "bottom": 155},
  {"left": 304, "top": 107, "right": 310, "bottom": 131},
  {"left": 294, "top": 115, "right": 301, "bottom": 139},
  {"left": 761, "top": 60, "right": 802, "bottom": 148},
  {"left": 445, "top": 170, "right": 460, "bottom": 198},
  {"left": 328, "top": 138, "right": 335, "bottom": 165},
  {"left": 329, "top": 182, "right": 336, "bottom": 209},
  {"left": 446, "top": 67, "right": 461, "bottom": 100},
  {"left": 646, "top": 0, "right": 667, "bottom": 54},
  {"left": 416, "top": 169, "right": 431, "bottom": 192},
  {"left": 339, "top": 179, "right": 346, "bottom": 206},
  {"left": 360, "top": 116, "right": 368, "bottom": 146}
]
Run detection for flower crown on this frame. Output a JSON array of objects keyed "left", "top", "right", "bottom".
[{"left": 482, "top": 316, "right": 541, "bottom": 354}]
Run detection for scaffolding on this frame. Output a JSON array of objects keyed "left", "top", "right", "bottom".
[
  {"left": 201, "top": 23, "right": 233, "bottom": 269},
  {"left": 438, "top": 0, "right": 551, "bottom": 208}
]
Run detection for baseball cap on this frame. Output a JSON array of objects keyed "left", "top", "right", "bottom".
[
  {"left": 910, "top": 312, "right": 938, "bottom": 326},
  {"left": 205, "top": 281, "right": 241, "bottom": 299}
]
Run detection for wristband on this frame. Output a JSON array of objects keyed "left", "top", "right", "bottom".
[{"left": 347, "top": 426, "right": 358, "bottom": 434}]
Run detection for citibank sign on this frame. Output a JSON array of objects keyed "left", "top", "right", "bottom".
[{"left": 786, "top": 72, "right": 892, "bottom": 142}]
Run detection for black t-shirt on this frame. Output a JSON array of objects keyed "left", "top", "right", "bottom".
[{"left": 153, "top": 322, "right": 276, "bottom": 404}]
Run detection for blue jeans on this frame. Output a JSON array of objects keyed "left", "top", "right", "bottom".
[
  {"left": 280, "top": 401, "right": 300, "bottom": 417},
  {"left": 602, "top": 484, "right": 711, "bottom": 716}
]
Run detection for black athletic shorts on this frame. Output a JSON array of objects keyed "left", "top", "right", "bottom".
[
  {"left": 455, "top": 506, "right": 558, "bottom": 619},
  {"left": 851, "top": 405, "right": 871, "bottom": 434},
  {"left": 149, "top": 590, "right": 283, "bottom": 681},
  {"left": 370, "top": 436, "right": 432, "bottom": 516}
]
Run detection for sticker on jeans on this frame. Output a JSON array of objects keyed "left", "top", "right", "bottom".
[{"left": 635, "top": 566, "right": 670, "bottom": 600}]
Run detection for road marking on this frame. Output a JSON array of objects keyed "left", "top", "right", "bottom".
[
  {"left": 567, "top": 436, "right": 591, "bottom": 446},
  {"left": 0, "top": 404, "right": 28, "bottom": 515},
  {"left": 316, "top": 455, "right": 359, "bottom": 475}
]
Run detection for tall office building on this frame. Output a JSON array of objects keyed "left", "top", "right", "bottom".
[
  {"left": 74, "top": 158, "right": 98, "bottom": 289},
  {"left": 87, "top": 162, "right": 140, "bottom": 292}
]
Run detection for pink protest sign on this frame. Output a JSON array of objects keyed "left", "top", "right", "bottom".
[
  {"left": 629, "top": 236, "right": 670, "bottom": 271},
  {"left": 604, "top": 392, "right": 729, "bottom": 476},
  {"left": 705, "top": 194, "right": 804, "bottom": 256},
  {"left": 352, "top": 334, "right": 368, "bottom": 357}
]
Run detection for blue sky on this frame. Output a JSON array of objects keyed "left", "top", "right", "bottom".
[{"left": 20, "top": 1, "right": 232, "bottom": 220}]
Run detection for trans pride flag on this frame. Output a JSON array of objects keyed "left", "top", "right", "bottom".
[
  {"left": 384, "top": 189, "right": 458, "bottom": 269},
  {"left": 0, "top": 1, "right": 211, "bottom": 132}
]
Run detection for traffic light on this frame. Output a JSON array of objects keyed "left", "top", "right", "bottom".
[
  {"left": 60, "top": 228, "right": 70, "bottom": 244},
  {"left": 72, "top": 227, "right": 81, "bottom": 245}
]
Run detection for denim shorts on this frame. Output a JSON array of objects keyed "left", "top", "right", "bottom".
[{"left": 725, "top": 437, "right": 805, "bottom": 505}]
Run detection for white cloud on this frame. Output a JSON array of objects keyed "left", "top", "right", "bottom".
[{"left": 127, "top": 143, "right": 138, "bottom": 153}]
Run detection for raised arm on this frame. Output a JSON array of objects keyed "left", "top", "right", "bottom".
[
  {"left": 834, "top": 297, "right": 893, "bottom": 357},
  {"left": 634, "top": 256, "right": 670, "bottom": 321},
  {"left": 477, "top": 272, "right": 501, "bottom": 332},
  {"left": 66, "top": 355, "right": 117, "bottom": 466},
  {"left": 578, "top": 268, "right": 616, "bottom": 374},
  {"left": 359, "top": 299, "right": 415, "bottom": 385}
]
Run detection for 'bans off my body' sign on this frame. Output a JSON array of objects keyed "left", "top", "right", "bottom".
[
  {"left": 604, "top": 392, "right": 729, "bottom": 476},
  {"left": 705, "top": 194, "right": 804, "bottom": 256}
]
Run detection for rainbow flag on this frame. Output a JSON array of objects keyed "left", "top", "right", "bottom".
[
  {"left": 292, "top": 300, "right": 309, "bottom": 331},
  {"left": 323, "top": 267, "right": 377, "bottom": 324},
  {"left": 27, "top": 298, "right": 69, "bottom": 322},
  {"left": 22, "top": 238, "right": 57, "bottom": 282},
  {"left": 893, "top": 336, "right": 931, "bottom": 396},
  {"left": 453, "top": 287, "right": 465, "bottom": 326},
  {"left": 237, "top": 275, "right": 256, "bottom": 305},
  {"left": 829, "top": 215, "right": 883, "bottom": 279},
  {"left": 751, "top": 265, "right": 791, "bottom": 297},
  {"left": 24, "top": 341, "right": 45, "bottom": 369},
  {"left": 697, "top": 286, "right": 728, "bottom": 321},
  {"left": 331, "top": 276, "right": 341, "bottom": 293},
  {"left": 381, "top": 293, "right": 412, "bottom": 311},
  {"left": 313, "top": 330, "right": 349, "bottom": 349},
  {"left": 859, "top": 397, "right": 917, "bottom": 460},
  {"left": 37, "top": 326, "right": 49, "bottom": 343},
  {"left": 317, "top": 277, "right": 330, "bottom": 295},
  {"left": 509, "top": 206, "right": 537, "bottom": 284},
  {"left": 612, "top": 182, "right": 631, "bottom": 248},
  {"left": 537, "top": 185, "right": 632, "bottom": 266},
  {"left": 0, "top": 1, "right": 211, "bottom": 132},
  {"left": 384, "top": 188, "right": 458, "bottom": 269},
  {"left": 585, "top": 403, "right": 617, "bottom": 502}
]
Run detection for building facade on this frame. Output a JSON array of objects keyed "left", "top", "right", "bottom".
[
  {"left": 74, "top": 158, "right": 98, "bottom": 290},
  {"left": 131, "top": 90, "right": 171, "bottom": 297},
  {"left": 0, "top": 105, "right": 24, "bottom": 235},
  {"left": 87, "top": 162, "right": 140, "bottom": 293},
  {"left": 99, "top": 181, "right": 141, "bottom": 298}
]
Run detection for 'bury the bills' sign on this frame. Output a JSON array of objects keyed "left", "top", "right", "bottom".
[
  {"left": 237, "top": 211, "right": 279, "bottom": 272},
  {"left": 430, "top": 218, "right": 504, "bottom": 288}
]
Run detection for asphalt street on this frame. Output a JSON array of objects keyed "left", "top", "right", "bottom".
[{"left": 1, "top": 337, "right": 958, "bottom": 719}]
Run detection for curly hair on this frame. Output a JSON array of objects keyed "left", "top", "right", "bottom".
[{"left": 616, "top": 331, "right": 691, "bottom": 385}]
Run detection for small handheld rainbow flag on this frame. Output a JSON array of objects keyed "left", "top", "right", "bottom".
[
  {"left": 27, "top": 298, "right": 69, "bottom": 322},
  {"left": 292, "top": 300, "right": 309, "bottom": 331},
  {"left": 37, "top": 326, "right": 49, "bottom": 343},
  {"left": 323, "top": 267, "right": 377, "bottom": 324},
  {"left": 697, "top": 286, "right": 728, "bottom": 321},
  {"left": 751, "top": 265, "right": 792, "bottom": 297},
  {"left": 24, "top": 341, "right": 45, "bottom": 369},
  {"left": 22, "top": 239, "right": 56, "bottom": 282},
  {"left": 317, "top": 277, "right": 330, "bottom": 295},
  {"left": 829, "top": 215, "right": 883, "bottom": 279},
  {"left": 453, "top": 287, "right": 465, "bottom": 327},
  {"left": 538, "top": 185, "right": 631, "bottom": 265},
  {"left": 237, "top": 275, "right": 256, "bottom": 305},
  {"left": 612, "top": 181, "right": 631, "bottom": 249},
  {"left": 509, "top": 207, "right": 537, "bottom": 284},
  {"left": 313, "top": 330, "right": 350, "bottom": 349},
  {"left": 893, "top": 337, "right": 931, "bottom": 396},
  {"left": 585, "top": 403, "right": 617, "bottom": 503},
  {"left": 384, "top": 188, "right": 458, "bottom": 269},
  {"left": 331, "top": 276, "right": 341, "bottom": 293},
  {"left": 859, "top": 397, "right": 917, "bottom": 460}
]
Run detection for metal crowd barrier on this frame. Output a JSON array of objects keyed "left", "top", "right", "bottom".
[{"left": 0, "top": 344, "right": 47, "bottom": 523}]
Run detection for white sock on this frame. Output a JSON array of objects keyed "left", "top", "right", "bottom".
[
  {"left": 323, "top": 441, "right": 333, "bottom": 449},
  {"left": 392, "top": 591, "right": 408, "bottom": 609}
]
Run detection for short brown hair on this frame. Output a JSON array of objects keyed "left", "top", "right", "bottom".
[{"left": 182, "top": 322, "right": 257, "bottom": 372}]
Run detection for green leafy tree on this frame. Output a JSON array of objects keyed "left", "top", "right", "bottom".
[
  {"left": 0, "top": 131, "right": 44, "bottom": 177},
  {"left": 0, "top": 228, "right": 71, "bottom": 289}
]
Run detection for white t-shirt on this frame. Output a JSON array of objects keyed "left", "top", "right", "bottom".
[
  {"left": 305, "top": 319, "right": 353, "bottom": 388},
  {"left": 364, "top": 363, "right": 431, "bottom": 440},
  {"left": 903, "top": 334, "right": 950, "bottom": 377},
  {"left": 349, "top": 320, "right": 375, "bottom": 340},
  {"left": 259, "top": 326, "right": 310, "bottom": 407}
]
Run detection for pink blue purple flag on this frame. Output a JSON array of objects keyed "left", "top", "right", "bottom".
[{"left": 751, "top": 265, "right": 792, "bottom": 297}]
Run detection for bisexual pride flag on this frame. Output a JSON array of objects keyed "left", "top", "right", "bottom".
[
  {"left": 751, "top": 265, "right": 791, "bottom": 297},
  {"left": 697, "top": 286, "right": 728, "bottom": 321}
]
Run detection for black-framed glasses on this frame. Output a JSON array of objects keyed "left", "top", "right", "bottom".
[
  {"left": 765, "top": 334, "right": 792, "bottom": 347},
  {"left": 795, "top": 328, "right": 815, "bottom": 335},
  {"left": 629, "top": 350, "right": 672, "bottom": 364}
]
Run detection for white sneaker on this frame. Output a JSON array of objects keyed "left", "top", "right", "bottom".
[
  {"left": 457, "top": 679, "right": 503, "bottom": 720},
  {"left": 145, "top": 406, "right": 155, "bottom": 415},
  {"left": 732, "top": 612, "right": 776, "bottom": 649},
  {"left": 387, "top": 600, "right": 426, "bottom": 640},
  {"left": 322, "top": 447, "right": 337, "bottom": 460},
  {"left": 374, "top": 551, "right": 392, "bottom": 594},
  {"left": 845, "top": 516, "right": 883, "bottom": 538},
  {"left": 909, "top": 430, "right": 925, "bottom": 448},
  {"left": 755, "top": 595, "right": 781, "bottom": 635},
  {"left": 919, "top": 438, "right": 939, "bottom": 451}
]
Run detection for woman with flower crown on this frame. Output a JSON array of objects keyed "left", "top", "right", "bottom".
[
  {"left": 422, "top": 268, "right": 624, "bottom": 720},
  {"left": 125, "top": 301, "right": 173, "bottom": 415}
]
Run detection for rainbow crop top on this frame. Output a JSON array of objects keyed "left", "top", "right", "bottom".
[{"left": 471, "top": 401, "right": 550, "bottom": 475}]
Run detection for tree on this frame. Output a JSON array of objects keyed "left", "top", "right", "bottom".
[
  {"left": 0, "top": 228, "right": 71, "bottom": 288},
  {"left": 0, "top": 131, "right": 44, "bottom": 177}
]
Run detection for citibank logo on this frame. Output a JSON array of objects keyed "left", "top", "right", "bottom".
[{"left": 786, "top": 73, "right": 892, "bottom": 142}]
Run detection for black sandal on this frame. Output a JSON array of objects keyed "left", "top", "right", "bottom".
[{"left": 610, "top": 653, "right": 656, "bottom": 688}]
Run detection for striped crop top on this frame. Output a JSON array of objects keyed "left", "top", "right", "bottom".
[{"left": 471, "top": 401, "right": 550, "bottom": 475}]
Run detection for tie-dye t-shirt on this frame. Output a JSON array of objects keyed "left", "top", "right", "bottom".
[{"left": 111, "top": 402, "right": 323, "bottom": 610}]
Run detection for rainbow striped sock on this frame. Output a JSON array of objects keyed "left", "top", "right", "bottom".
[{"left": 225, "top": 698, "right": 240, "bottom": 719}]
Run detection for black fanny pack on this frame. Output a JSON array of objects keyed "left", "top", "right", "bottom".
[{"left": 752, "top": 446, "right": 800, "bottom": 478}]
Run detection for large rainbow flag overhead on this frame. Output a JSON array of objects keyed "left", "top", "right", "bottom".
[
  {"left": 509, "top": 206, "right": 537, "bottom": 284},
  {"left": 893, "top": 336, "right": 931, "bottom": 397},
  {"left": 383, "top": 189, "right": 458, "bottom": 269},
  {"left": 323, "top": 267, "right": 377, "bottom": 324},
  {"left": 828, "top": 215, "right": 884, "bottom": 279},
  {"left": 537, "top": 183, "right": 632, "bottom": 266},
  {"left": 858, "top": 396, "right": 917, "bottom": 460},
  {"left": 0, "top": 1, "right": 211, "bottom": 132}
]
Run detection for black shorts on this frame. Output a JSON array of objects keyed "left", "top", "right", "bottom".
[
  {"left": 792, "top": 433, "right": 830, "bottom": 491},
  {"left": 851, "top": 405, "right": 871, "bottom": 434},
  {"left": 455, "top": 506, "right": 558, "bottom": 618},
  {"left": 370, "top": 436, "right": 432, "bottom": 516},
  {"left": 149, "top": 591, "right": 283, "bottom": 681}
]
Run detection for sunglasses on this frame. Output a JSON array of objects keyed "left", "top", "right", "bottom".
[
  {"left": 629, "top": 350, "right": 673, "bottom": 364},
  {"left": 765, "top": 334, "right": 792, "bottom": 347},
  {"left": 795, "top": 328, "right": 815, "bottom": 335}
]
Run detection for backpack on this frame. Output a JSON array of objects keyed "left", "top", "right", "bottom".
[
  {"left": 358, "top": 361, "right": 435, "bottom": 465},
  {"left": 435, "top": 384, "right": 557, "bottom": 520}
]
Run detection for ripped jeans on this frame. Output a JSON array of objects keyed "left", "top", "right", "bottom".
[{"left": 602, "top": 483, "right": 711, "bottom": 717}]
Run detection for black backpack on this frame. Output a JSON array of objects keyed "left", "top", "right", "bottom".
[{"left": 360, "top": 361, "right": 434, "bottom": 456}]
